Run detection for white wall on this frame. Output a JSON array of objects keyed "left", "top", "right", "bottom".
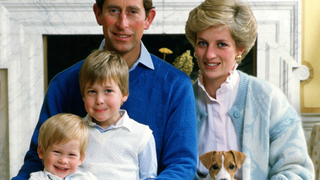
[{"left": 0, "top": 0, "right": 308, "bottom": 179}]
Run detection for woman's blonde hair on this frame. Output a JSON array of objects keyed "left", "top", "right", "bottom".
[
  {"left": 38, "top": 113, "right": 89, "bottom": 159},
  {"left": 79, "top": 49, "right": 129, "bottom": 97},
  {"left": 185, "top": 0, "right": 257, "bottom": 63}
]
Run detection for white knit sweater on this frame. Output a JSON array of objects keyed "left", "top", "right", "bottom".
[{"left": 79, "top": 111, "right": 152, "bottom": 180}]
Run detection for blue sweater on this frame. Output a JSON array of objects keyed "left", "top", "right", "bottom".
[
  {"left": 194, "top": 71, "right": 314, "bottom": 180},
  {"left": 13, "top": 54, "right": 197, "bottom": 180}
]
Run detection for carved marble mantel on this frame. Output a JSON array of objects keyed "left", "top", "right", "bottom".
[{"left": 0, "top": 0, "right": 307, "bottom": 178}]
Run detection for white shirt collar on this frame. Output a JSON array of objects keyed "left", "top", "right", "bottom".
[
  {"left": 98, "top": 39, "right": 154, "bottom": 71},
  {"left": 198, "top": 64, "right": 239, "bottom": 101},
  {"left": 43, "top": 169, "right": 63, "bottom": 180},
  {"left": 83, "top": 110, "right": 132, "bottom": 132}
]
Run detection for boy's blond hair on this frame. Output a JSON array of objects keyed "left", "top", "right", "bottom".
[
  {"left": 38, "top": 113, "right": 89, "bottom": 159},
  {"left": 79, "top": 49, "right": 129, "bottom": 98}
]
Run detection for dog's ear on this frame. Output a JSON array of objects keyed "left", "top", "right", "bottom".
[
  {"left": 200, "top": 151, "right": 217, "bottom": 169},
  {"left": 229, "top": 150, "right": 246, "bottom": 169}
]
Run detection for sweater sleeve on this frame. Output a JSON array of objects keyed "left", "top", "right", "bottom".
[
  {"left": 238, "top": 73, "right": 314, "bottom": 179},
  {"left": 156, "top": 75, "right": 198, "bottom": 179},
  {"left": 268, "top": 93, "right": 314, "bottom": 179}
]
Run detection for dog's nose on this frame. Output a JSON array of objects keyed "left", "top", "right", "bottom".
[{"left": 220, "top": 179, "right": 227, "bottom": 180}]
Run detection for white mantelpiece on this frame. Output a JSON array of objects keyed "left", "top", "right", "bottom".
[{"left": 0, "top": 0, "right": 305, "bottom": 179}]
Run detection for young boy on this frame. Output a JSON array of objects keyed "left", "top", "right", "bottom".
[
  {"left": 78, "top": 50, "right": 157, "bottom": 180},
  {"left": 29, "top": 113, "right": 97, "bottom": 180}
]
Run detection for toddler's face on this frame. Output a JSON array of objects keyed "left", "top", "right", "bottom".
[{"left": 38, "top": 140, "right": 84, "bottom": 178}]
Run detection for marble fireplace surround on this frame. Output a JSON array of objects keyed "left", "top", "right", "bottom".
[{"left": 0, "top": 0, "right": 309, "bottom": 178}]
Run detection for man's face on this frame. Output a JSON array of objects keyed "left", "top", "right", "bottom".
[{"left": 94, "top": 0, "right": 154, "bottom": 57}]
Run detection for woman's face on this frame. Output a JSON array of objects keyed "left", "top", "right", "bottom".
[{"left": 195, "top": 26, "right": 244, "bottom": 85}]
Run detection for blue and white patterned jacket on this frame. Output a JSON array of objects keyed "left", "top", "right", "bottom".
[{"left": 194, "top": 71, "right": 314, "bottom": 180}]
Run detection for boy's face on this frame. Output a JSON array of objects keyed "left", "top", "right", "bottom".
[
  {"left": 83, "top": 78, "right": 128, "bottom": 129},
  {"left": 37, "top": 140, "right": 84, "bottom": 178}
]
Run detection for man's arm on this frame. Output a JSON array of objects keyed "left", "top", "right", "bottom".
[{"left": 156, "top": 76, "right": 197, "bottom": 179}]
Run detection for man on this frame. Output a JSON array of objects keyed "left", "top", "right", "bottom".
[{"left": 12, "top": 0, "right": 197, "bottom": 179}]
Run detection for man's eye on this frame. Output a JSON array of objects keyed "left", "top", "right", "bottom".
[
  {"left": 110, "top": 9, "right": 118, "bottom": 13},
  {"left": 130, "top": 10, "right": 137, "bottom": 14}
]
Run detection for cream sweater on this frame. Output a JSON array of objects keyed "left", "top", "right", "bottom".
[{"left": 79, "top": 111, "right": 152, "bottom": 180}]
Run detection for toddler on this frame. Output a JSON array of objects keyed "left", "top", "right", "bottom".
[{"left": 29, "top": 113, "right": 96, "bottom": 180}]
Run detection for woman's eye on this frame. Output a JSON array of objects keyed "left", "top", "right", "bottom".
[
  {"left": 197, "top": 41, "right": 207, "bottom": 47},
  {"left": 218, "top": 43, "right": 227, "bottom": 47}
]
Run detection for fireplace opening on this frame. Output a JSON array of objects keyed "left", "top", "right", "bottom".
[{"left": 45, "top": 34, "right": 256, "bottom": 89}]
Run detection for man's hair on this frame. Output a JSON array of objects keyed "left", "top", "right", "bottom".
[
  {"left": 185, "top": 0, "right": 257, "bottom": 63},
  {"left": 95, "top": 0, "right": 154, "bottom": 17},
  {"left": 79, "top": 49, "right": 129, "bottom": 98},
  {"left": 38, "top": 113, "right": 89, "bottom": 159}
]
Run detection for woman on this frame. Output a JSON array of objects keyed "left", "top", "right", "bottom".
[{"left": 185, "top": 0, "right": 314, "bottom": 179}]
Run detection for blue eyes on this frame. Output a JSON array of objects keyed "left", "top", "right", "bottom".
[
  {"left": 197, "top": 41, "right": 228, "bottom": 48},
  {"left": 218, "top": 43, "right": 227, "bottom": 47},
  {"left": 197, "top": 41, "right": 207, "bottom": 46}
]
